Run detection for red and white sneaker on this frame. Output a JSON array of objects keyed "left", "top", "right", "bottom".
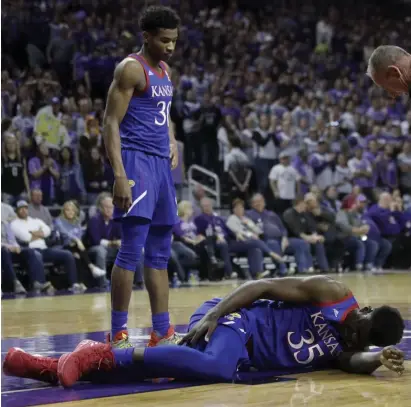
[
  {"left": 3, "top": 348, "right": 58, "bottom": 384},
  {"left": 57, "top": 341, "right": 115, "bottom": 388},
  {"left": 147, "top": 326, "right": 183, "bottom": 348}
]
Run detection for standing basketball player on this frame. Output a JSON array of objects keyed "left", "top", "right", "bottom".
[
  {"left": 367, "top": 45, "right": 411, "bottom": 97},
  {"left": 103, "top": 6, "right": 180, "bottom": 348}
]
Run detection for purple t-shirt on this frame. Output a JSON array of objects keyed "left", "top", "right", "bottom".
[
  {"left": 28, "top": 157, "right": 59, "bottom": 198},
  {"left": 173, "top": 220, "right": 197, "bottom": 240}
]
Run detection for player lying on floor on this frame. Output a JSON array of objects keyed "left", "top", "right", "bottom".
[{"left": 3, "top": 276, "right": 405, "bottom": 388}]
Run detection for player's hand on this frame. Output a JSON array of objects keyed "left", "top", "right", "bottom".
[
  {"left": 113, "top": 176, "right": 132, "bottom": 211},
  {"left": 180, "top": 313, "right": 218, "bottom": 346},
  {"left": 170, "top": 142, "right": 178, "bottom": 170},
  {"left": 379, "top": 346, "right": 404, "bottom": 375}
]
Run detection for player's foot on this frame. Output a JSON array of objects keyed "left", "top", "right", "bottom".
[
  {"left": 147, "top": 326, "right": 183, "bottom": 347},
  {"left": 106, "top": 330, "right": 134, "bottom": 349},
  {"left": 57, "top": 341, "right": 115, "bottom": 388},
  {"left": 3, "top": 348, "right": 58, "bottom": 384}
]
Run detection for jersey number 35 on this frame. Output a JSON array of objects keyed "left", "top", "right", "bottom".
[{"left": 287, "top": 329, "right": 325, "bottom": 365}]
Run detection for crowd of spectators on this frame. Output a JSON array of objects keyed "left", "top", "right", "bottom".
[{"left": 2, "top": 0, "right": 411, "bottom": 293}]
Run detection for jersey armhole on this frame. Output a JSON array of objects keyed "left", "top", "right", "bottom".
[
  {"left": 127, "top": 54, "right": 149, "bottom": 97},
  {"left": 312, "top": 292, "right": 355, "bottom": 307}
]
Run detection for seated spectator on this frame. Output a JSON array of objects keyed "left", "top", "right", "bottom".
[
  {"left": 85, "top": 193, "right": 121, "bottom": 271},
  {"left": 174, "top": 200, "right": 220, "bottom": 280},
  {"left": 353, "top": 197, "right": 391, "bottom": 271},
  {"left": 309, "top": 140, "right": 334, "bottom": 191},
  {"left": 343, "top": 184, "right": 363, "bottom": 205},
  {"left": 283, "top": 196, "right": 329, "bottom": 273},
  {"left": 226, "top": 198, "right": 284, "bottom": 274},
  {"left": 397, "top": 141, "right": 411, "bottom": 196},
  {"left": 195, "top": 197, "right": 267, "bottom": 279},
  {"left": 1, "top": 202, "right": 52, "bottom": 294},
  {"left": 292, "top": 149, "right": 314, "bottom": 195},
  {"left": 28, "top": 141, "right": 60, "bottom": 206},
  {"left": 55, "top": 201, "right": 106, "bottom": 286},
  {"left": 391, "top": 195, "right": 411, "bottom": 269},
  {"left": 28, "top": 189, "right": 53, "bottom": 227},
  {"left": 224, "top": 136, "right": 253, "bottom": 202},
  {"left": 1, "top": 133, "right": 30, "bottom": 205},
  {"left": 367, "top": 192, "right": 403, "bottom": 268},
  {"left": 269, "top": 152, "right": 301, "bottom": 215},
  {"left": 82, "top": 147, "right": 110, "bottom": 204},
  {"left": 247, "top": 193, "right": 313, "bottom": 275},
  {"left": 191, "top": 185, "right": 206, "bottom": 218},
  {"left": 85, "top": 193, "right": 142, "bottom": 283},
  {"left": 333, "top": 153, "right": 352, "bottom": 200},
  {"left": 58, "top": 147, "right": 86, "bottom": 204},
  {"left": 322, "top": 186, "right": 341, "bottom": 214},
  {"left": 377, "top": 145, "right": 398, "bottom": 191},
  {"left": 170, "top": 235, "right": 199, "bottom": 284},
  {"left": 367, "top": 192, "right": 402, "bottom": 241},
  {"left": 348, "top": 147, "right": 374, "bottom": 201},
  {"left": 305, "top": 193, "right": 346, "bottom": 272},
  {"left": 336, "top": 195, "right": 379, "bottom": 271},
  {"left": 10, "top": 200, "right": 83, "bottom": 292}
]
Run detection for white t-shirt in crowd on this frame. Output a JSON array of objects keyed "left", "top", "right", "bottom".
[
  {"left": 10, "top": 216, "right": 51, "bottom": 249},
  {"left": 269, "top": 164, "right": 301, "bottom": 200}
]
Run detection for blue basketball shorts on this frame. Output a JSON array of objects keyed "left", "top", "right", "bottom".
[{"left": 113, "top": 149, "right": 178, "bottom": 226}]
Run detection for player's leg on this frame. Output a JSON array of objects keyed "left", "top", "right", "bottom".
[
  {"left": 144, "top": 224, "right": 175, "bottom": 345},
  {"left": 144, "top": 157, "right": 179, "bottom": 345},
  {"left": 3, "top": 347, "right": 59, "bottom": 384},
  {"left": 110, "top": 217, "right": 150, "bottom": 347},
  {"left": 57, "top": 326, "right": 248, "bottom": 387}
]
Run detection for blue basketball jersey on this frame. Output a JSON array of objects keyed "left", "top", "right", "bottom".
[
  {"left": 119, "top": 54, "right": 173, "bottom": 158},
  {"left": 247, "top": 293, "right": 359, "bottom": 371}
]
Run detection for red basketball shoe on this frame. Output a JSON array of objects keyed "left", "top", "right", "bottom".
[
  {"left": 147, "top": 326, "right": 183, "bottom": 347},
  {"left": 57, "top": 341, "right": 115, "bottom": 388},
  {"left": 3, "top": 348, "right": 58, "bottom": 384}
]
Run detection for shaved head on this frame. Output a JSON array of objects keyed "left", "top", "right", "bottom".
[{"left": 367, "top": 45, "right": 411, "bottom": 98}]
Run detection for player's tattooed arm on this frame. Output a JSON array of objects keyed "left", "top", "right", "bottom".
[
  {"left": 103, "top": 59, "right": 146, "bottom": 209},
  {"left": 337, "top": 346, "right": 404, "bottom": 375}
]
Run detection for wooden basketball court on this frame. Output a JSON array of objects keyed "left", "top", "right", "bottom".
[{"left": 2, "top": 272, "right": 411, "bottom": 407}]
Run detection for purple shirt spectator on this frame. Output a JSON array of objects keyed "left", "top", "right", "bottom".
[
  {"left": 194, "top": 213, "right": 230, "bottom": 241},
  {"left": 348, "top": 154, "right": 373, "bottom": 188},
  {"left": 86, "top": 213, "right": 122, "bottom": 247},
  {"left": 173, "top": 220, "right": 197, "bottom": 240},
  {"left": 28, "top": 156, "right": 59, "bottom": 203}
]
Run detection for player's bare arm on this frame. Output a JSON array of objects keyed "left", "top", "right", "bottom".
[
  {"left": 182, "top": 276, "right": 349, "bottom": 345},
  {"left": 103, "top": 59, "right": 146, "bottom": 210},
  {"left": 163, "top": 61, "right": 178, "bottom": 169},
  {"left": 337, "top": 346, "right": 404, "bottom": 375}
]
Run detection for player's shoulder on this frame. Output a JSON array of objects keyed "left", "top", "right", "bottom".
[
  {"left": 113, "top": 57, "right": 146, "bottom": 88},
  {"left": 303, "top": 275, "right": 351, "bottom": 302}
]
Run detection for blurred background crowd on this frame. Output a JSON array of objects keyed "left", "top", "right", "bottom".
[{"left": 2, "top": 0, "right": 411, "bottom": 295}]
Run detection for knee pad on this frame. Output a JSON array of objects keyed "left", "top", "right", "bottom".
[
  {"left": 115, "top": 218, "right": 150, "bottom": 272},
  {"left": 144, "top": 225, "right": 173, "bottom": 270}
]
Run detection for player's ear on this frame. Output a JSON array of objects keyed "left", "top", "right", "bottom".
[
  {"left": 142, "top": 31, "right": 150, "bottom": 45},
  {"left": 386, "top": 65, "right": 401, "bottom": 79}
]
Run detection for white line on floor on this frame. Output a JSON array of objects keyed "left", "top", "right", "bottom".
[{"left": 2, "top": 386, "right": 54, "bottom": 395}]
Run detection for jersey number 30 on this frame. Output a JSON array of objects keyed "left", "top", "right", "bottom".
[
  {"left": 155, "top": 101, "right": 171, "bottom": 127},
  {"left": 287, "top": 329, "right": 324, "bottom": 365}
]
